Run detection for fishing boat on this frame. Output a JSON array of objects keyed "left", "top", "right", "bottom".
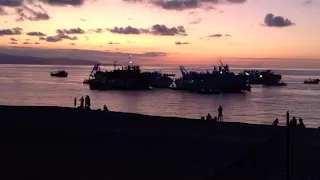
[
  {"left": 142, "top": 71, "right": 175, "bottom": 88},
  {"left": 50, "top": 70, "right": 68, "bottom": 77},
  {"left": 172, "top": 59, "right": 251, "bottom": 94},
  {"left": 86, "top": 57, "right": 174, "bottom": 89},
  {"left": 89, "top": 64, "right": 152, "bottom": 90},
  {"left": 239, "top": 69, "right": 283, "bottom": 85},
  {"left": 304, "top": 78, "right": 320, "bottom": 84},
  {"left": 83, "top": 64, "right": 101, "bottom": 84}
]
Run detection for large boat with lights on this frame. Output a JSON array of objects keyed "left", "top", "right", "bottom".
[
  {"left": 172, "top": 59, "right": 251, "bottom": 94},
  {"left": 87, "top": 55, "right": 175, "bottom": 90},
  {"left": 239, "top": 69, "right": 286, "bottom": 86}
]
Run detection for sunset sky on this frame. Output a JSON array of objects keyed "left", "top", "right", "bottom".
[{"left": 0, "top": 0, "right": 320, "bottom": 66}]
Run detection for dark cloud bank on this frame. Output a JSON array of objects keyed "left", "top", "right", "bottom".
[
  {"left": 57, "top": 28, "right": 85, "bottom": 34},
  {"left": 1, "top": 0, "right": 93, "bottom": 22},
  {"left": 33, "top": 28, "right": 83, "bottom": 43},
  {"left": 0, "top": 27, "right": 23, "bottom": 36},
  {"left": 263, "top": 13, "right": 295, "bottom": 27},
  {"left": 26, "top": 31, "right": 46, "bottom": 36},
  {"left": 16, "top": 4, "right": 50, "bottom": 21},
  {"left": 0, "top": 0, "right": 92, "bottom": 7},
  {"left": 107, "top": 24, "right": 187, "bottom": 36},
  {"left": 123, "top": 0, "right": 246, "bottom": 10},
  {"left": 41, "top": 34, "right": 77, "bottom": 42}
]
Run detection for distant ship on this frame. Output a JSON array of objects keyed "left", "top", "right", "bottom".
[
  {"left": 304, "top": 78, "right": 320, "bottom": 84},
  {"left": 83, "top": 64, "right": 100, "bottom": 84},
  {"left": 50, "top": 70, "right": 68, "bottom": 77},
  {"left": 85, "top": 57, "right": 175, "bottom": 89},
  {"left": 239, "top": 69, "right": 286, "bottom": 86},
  {"left": 172, "top": 60, "right": 251, "bottom": 94},
  {"left": 89, "top": 63, "right": 152, "bottom": 90},
  {"left": 87, "top": 56, "right": 173, "bottom": 90}
]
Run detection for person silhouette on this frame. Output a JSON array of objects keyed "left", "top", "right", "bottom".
[
  {"left": 218, "top": 106, "right": 223, "bottom": 122},
  {"left": 273, "top": 118, "right": 279, "bottom": 126},
  {"left": 206, "top": 113, "right": 212, "bottom": 121},
  {"left": 297, "top": 118, "right": 305, "bottom": 128},
  {"left": 289, "top": 117, "right": 297, "bottom": 127},
  {"left": 79, "top": 97, "right": 84, "bottom": 108},
  {"left": 74, "top": 97, "right": 77, "bottom": 108},
  {"left": 85, "top": 95, "right": 89, "bottom": 107},
  {"left": 103, "top": 104, "right": 109, "bottom": 112}
]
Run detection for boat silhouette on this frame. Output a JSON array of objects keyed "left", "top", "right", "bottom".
[{"left": 50, "top": 70, "right": 68, "bottom": 77}]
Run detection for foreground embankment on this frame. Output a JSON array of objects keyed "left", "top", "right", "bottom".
[{"left": 0, "top": 105, "right": 319, "bottom": 180}]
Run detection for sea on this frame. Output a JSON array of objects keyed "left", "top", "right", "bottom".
[{"left": 1, "top": 64, "right": 320, "bottom": 128}]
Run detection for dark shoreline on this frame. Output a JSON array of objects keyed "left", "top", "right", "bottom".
[{"left": 0, "top": 105, "right": 319, "bottom": 180}]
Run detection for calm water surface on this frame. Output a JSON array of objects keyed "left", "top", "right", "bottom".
[{"left": 1, "top": 64, "right": 320, "bottom": 128}]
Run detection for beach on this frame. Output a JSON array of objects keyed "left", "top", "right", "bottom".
[{"left": 1, "top": 105, "right": 320, "bottom": 180}]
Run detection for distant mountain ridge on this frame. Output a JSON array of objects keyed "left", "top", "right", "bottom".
[{"left": 0, "top": 53, "right": 103, "bottom": 65}]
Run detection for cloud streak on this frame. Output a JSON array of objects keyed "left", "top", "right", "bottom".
[
  {"left": 151, "top": 24, "right": 187, "bottom": 36},
  {"left": 123, "top": 0, "right": 246, "bottom": 10},
  {"left": 208, "top": 34, "right": 223, "bottom": 38},
  {"left": 26, "top": 31, "right": 46, "bottom": 36},
  {"left": 39, "top": 0, "right": 87, "bottom": 6},
  {"left": 0, "top": 27, "right": 23, "bottom": 36},
  {"left": 175, "top": 41, "right": 189, "bottom": 45},
  {"left": 0, "top": 0, "right": 23, "bottom": 7},
  {"left": 107, "top": 24, "right": 187, "bottom": 36},
  {"left": 15, "top": 4, "right": 50, "bottom": 21},
  {"left": 40, "top": 34, "right": 78, "bottom": 42},
  {"left": 56, "top": 28, "right": 85, "bottom": 34},
  {"left": 107, "top": 26, "right": 148, "bottom": 35}
]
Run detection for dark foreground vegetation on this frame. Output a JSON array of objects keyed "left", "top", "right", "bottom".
[{"left": 0, "top": 105, "right": 319, "bottom": 180}]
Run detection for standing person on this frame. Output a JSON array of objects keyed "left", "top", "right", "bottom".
[
  {"left": 289, "top": 117, "right": 297, "bottom": 127},
  {"left": 206, "top": 113, "right": 212, "bottom": 121},
  {"left": 74, "top": 97, "right": 77, "bottom": 108},
  {"left": 87, "top": 96, "right": 91, "bottom": 108},
  {"left": 85, "top": 95, "right": 89, "bottom": 107},
  {"left": 273, "top": 118, "right": 279, "bottom": 126},
  {"left": 79, "top": 97, "right": 84, "bottom": 109},
  {"left": 85, "top": 95, "right": 91, "bottom": 109},
  {"left": 218, "top": 106, "right": 223, "bottom": 122},
  {"left": 297, "top": 118, "right": 305, "bottom": 128}
]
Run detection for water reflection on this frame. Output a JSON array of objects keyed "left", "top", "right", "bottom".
[{"left": 1, "top": 64, "right": 320, "bottom": 128}]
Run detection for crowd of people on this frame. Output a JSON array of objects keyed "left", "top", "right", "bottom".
[
  {"left": 201, "top": 105, "right": 224, "bottom": 122},
  {"left": 74, "top": 96, "right": 109, "bottom": 112},
  {"left": 273, "top": 116, "right": 306, "bottom": 128},
  {"left": 74, "top": 96, "right": 91, "bottom": 109}
]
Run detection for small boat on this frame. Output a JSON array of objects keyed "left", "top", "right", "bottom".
[
  {"left": 304, "top": 78, "right": 320, "bottom": 84},
  {"left": 50, "top": 70, "right": 68, "bottom": 77}
]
